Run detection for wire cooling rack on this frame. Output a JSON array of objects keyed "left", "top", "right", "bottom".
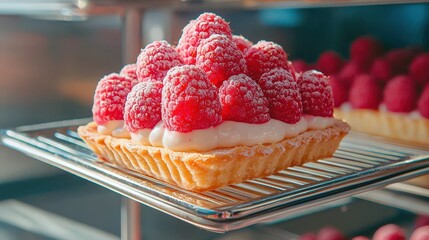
[{"left": 1, "top": 118, "right": 428, "bottom": 233}]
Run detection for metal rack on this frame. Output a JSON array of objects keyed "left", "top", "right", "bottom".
[
  {"left": 386, "top": 182, "right": 429, "bottom": 198},
  {"left": 1, "top": 119, "right": 428, "bottom": 236}
]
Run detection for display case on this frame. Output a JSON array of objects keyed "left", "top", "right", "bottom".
[{"left": 0, "top": 1, "right": 428, "bottom": 240}]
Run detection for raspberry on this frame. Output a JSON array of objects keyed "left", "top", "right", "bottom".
[
  {"left": 373, "top": 224, "right": 405, "bottom": 240},
  {"left": 316, "top": 51, "right": 344, "bottom": 75},
  {"left": 387, "top": 48, "right": 420, "bottom": 74},
  {"left": 259, "top": 68, "right": 303, "bottom": 123},
  {"left": 124, "top": 81, "right": 162, "bottom": 132},
  {"left": 328, "top": 75, "right": 348, "bottom": 107},
  {"left": 120, "top": 63, "right": 139, "bottom": 86},
  {"left": 219, "top": 74, "right": 269, "bottom": 123},
  {"left": 291, "top": 60, "right": 310, "bottom": 73},
  {"left": 410, "top": 53, "right": 429, "bottom": 87},
  {"left": 176, "top": 13, "right": 232, "bottom": 65},
  {"left": 338, "top": 62, "right": 365, "bottom": 88},
  {"left": 92, "top": 73, "right": 133, "bottom": 125},
  {"left": 120, "top": 63, "right": 137, "bottom": 80},
  {"left": 317, "top": 227, "right": 346, "bottom": 240},
  {"left": 384, "top": 75, "right": 417, "bottom": 112},
  {"left": 232, "top": 35, "right": 253, "bottom": 55},
  {"left": 371, "top": 57, "right": 393, "bottom": 83},
  {"left": 411, "top": 226, "right": 429, "bottom": 240},
  {"left": 349, "top": 74, "right": 382, "bottom": 109},
  {"left": 162, "top": 65, "right": 222, "bottom": 132},
  {"left": 350, "top": 36, "right": 383, "bottom": 68},
  {"left": 299, "top": 70, "right": 334, "bottom": 117},
  {"left": 136, "top": 40, "right": 183, "bottom": 83},
  {"left": 418, "top": 84, "right": 429, "bottom": 118},
  {"left": 287, "top": 61, "right": 298, "bottom": 82},
  {"left": 298, "top": 233, "right": 317, "bottom": 240},
  {"left": 352, "top": 237, "right": 370, "bottom": 240},
  {"left": 245, "top": 40, "right": 289, "bottom": 81},
  {"left": 196, "top": 34, "right": 247, "bottom": 87},
  {"left": 415, "top": 215, "right": 429, "bottom": 230}
]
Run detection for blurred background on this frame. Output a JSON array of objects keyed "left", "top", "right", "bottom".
[{"left": 0, "top": 1, "right": 428, "bottom": 239}]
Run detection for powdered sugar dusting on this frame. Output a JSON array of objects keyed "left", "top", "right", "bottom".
[
  {"left": 259, "top": 68, "right": 303, "bottom": 124},
  {"left": 245, "top": 40, "right": 289, "bottom": 81},
  {"left": 232, "top": 35, "right": 253, "bottom": 55},
  {"left": 196, "top": 34, "right": 247, "bottom": 86},
  {"left": 162, "top": 65, "right": 222, "bottom": 133},
  {"left": 240, "top": 148, "right": 255, "bottom": 157},
  {"left": 124, "top": 81, "right": 163, "bottom": 132},
  {"left": 261, "top": 148, "right": 273, "bottom": 155},
  {"left": 176, "top": 13, "right": 232, "bottom": 65},
  {"left": 120, "top": 64, "right": 139, "bottom": 86},
  {"left": 93, "top": 73, "right": 133, "bottom": 125},
  {"left": 299, "top": 70, "right": 334, "bottom": 117},
  {"left": 136, "top": 40, "right": 183, "bottom": 83},
  {"left": 219, "top": 74, "right": 270, "bottom": 123}
]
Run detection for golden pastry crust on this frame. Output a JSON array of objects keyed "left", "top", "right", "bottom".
[
  {"left": 334, "top": 109, "right": 429, "bottom": 145},
  {"left": 78, "top": 120, "right": 350, "bottom": 192}
]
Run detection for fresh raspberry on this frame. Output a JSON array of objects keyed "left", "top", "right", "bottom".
[
  {"left": 298, "top": 233, "right": 317, "bottom": 240},
  {"left": 232, "top": 35, "right": 253, "bottom": 55},
  {"left": 259, "top": 68, "right": 303, "bottom": 123},
  {"left": 136, "top": 40, "right": 183, "bottom": 83},
  {"left": 316, "top": 51, "right": 344, "bottom": 75},
  {"left": 418, "top": 84, "right": 429, "bottom": 118},
  {"left": 162, "top": 65, "right": 222, "bottom": 132},
  {"left": 124, "top": 81, "right": 162, "bottom": 132},
  {"left": 338, "top": 62, "right": 365, "bottom": 88},
  {"left": 219, "top": 74, "right": 269, "bottom": 123},
  {"left": 350, "top": 36, "right": 383, "bottom": 68},
  {"left": 328, "top": 75, "right": 348, "bottom": 107},
  {"left": 373, "top": 224, "right": 405, "bottom": 240},
  {"left": 411, "top": 226, "right": 429, "bottom": 240},
  {"left": 352, "top": 237, "right": 369, "bottom": 240},
  {"left": 245, "top": 40, "right": 289, "bottom": 81},
  {"left": 92, "top": 73, "right": 133, "bottom": 125},
  {"left": 120, "top": 63, "right": 139, "bottom": 86},
  {"left": 349, "top": 74, "right": 382, "bottom": 109},
  {"left": 287, "top": 61, "right": 298, "bottom": 82},
  {"left": 299, "top": 70, "right": 334, "bottom": 117},
  {"left": 384, "top": 75, "right": 417, "bottom": 113},
  {"left": 176, "top": 13, "right": 232, "bottom": 65},
  {"left": 387, "top": 48, "right": 420, "bottom": 74},
  {"left": 410, "top": 53, "right": 429, "bottom": 87},
  {"left": 291, "top": 60, "right": 310, "bottom": 73},
  {"left": 371, "top": 57, "right": 393, "bottom": 83},
  {"left": 120, "top": 63, "right": 137, "bottom": 80},
  {"left": 196, "top": 34, "right": 247, "bottom": 87},
  {"left": 415, "top": 215, "right": 429, "bottom": 230},
  {"left": 317, "top": 227, "right": 346, "bottom": 240}
]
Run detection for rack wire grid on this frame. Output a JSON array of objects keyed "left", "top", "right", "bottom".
[{"left": 1, "top": 118, "right": 428, "bottom": 233}]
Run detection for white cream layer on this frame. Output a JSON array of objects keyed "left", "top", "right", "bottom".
[
  {"left": 97, "top": 120, "right": 130, "bottom": 138},
  {"left": 98, "top": 116, "right": 335, "bottom": 152}
]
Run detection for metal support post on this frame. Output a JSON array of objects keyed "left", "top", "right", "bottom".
[
  {"left": 122, "top": 8, "right": 143, "bottom": 64},
  {"left": 121, "top": 197, "right": 141, "bottom": 240},
  {"left": 121, "top": 7, "right": 143, "bottom": 240}
]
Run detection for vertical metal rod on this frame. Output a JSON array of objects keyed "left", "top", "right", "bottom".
[
  {"left": 121, "top": 197, "right": 141, "bottom": 240},
  {"left": 121, "top": 8, "right": 143, "bottom": 240},
  {"left": 122, "top": 8, "right": 143, "bottom": 64}
]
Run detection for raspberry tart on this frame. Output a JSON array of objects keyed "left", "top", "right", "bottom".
[
  {"left": 298, "top": 36, "right": 429, "bottom": 145},
  {"left": 78, "top": 13, "right": 350, "bottom": 192},
  {"left": 334, "top": 80, "right": 429, "bottom": 145}
]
